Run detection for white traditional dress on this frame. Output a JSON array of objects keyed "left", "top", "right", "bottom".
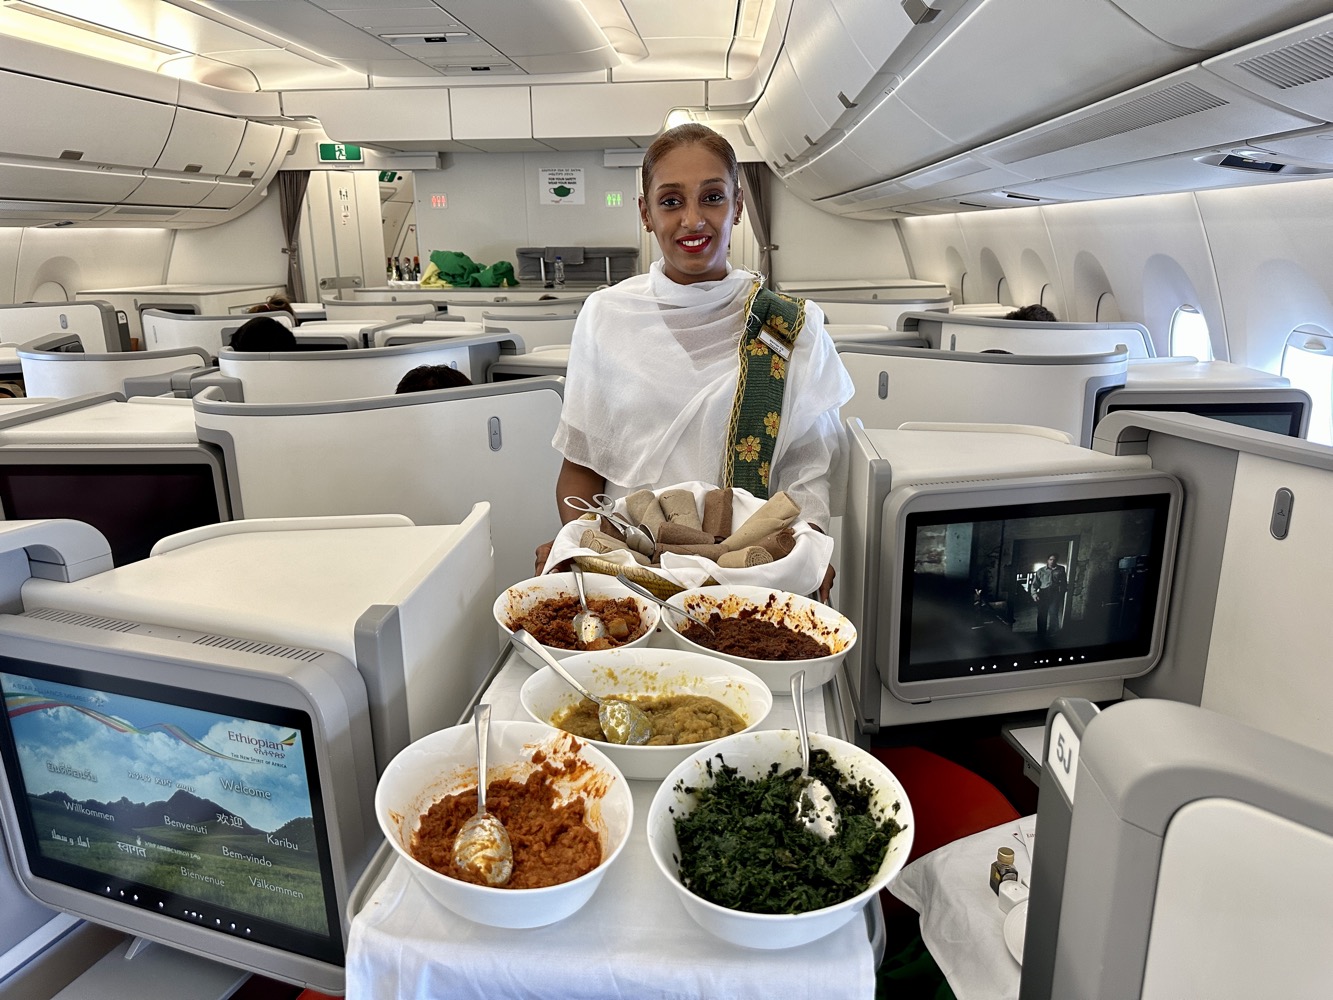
[{"left": 552, "top": 262, "right": 853, "bottom": 528}]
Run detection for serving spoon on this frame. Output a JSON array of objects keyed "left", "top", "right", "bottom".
[
  {"left": 790, "top": 670, "right": 839, "bottom": 841},
  {"left": 613, "top": 573, "right": 717, "bottom": 640},
  {"left": 570, "top": 562, "right": 608, "bottom": 646},
  {"left": 509, "top": 629, "right": 653, "bottom": 745},
  {"left": 452, "top": 704, "right": 514, "bottom": 885}
]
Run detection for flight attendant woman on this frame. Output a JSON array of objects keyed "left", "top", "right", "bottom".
[{"left": 547, "top": 123, "right": 854, "bottom": 595}]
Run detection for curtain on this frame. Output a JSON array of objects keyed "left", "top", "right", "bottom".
[
  {"left": 276, "top": 171, "right": 311, "bottom": 302},
  {"left": 739, "top": 163, "right": 776, "bottom": 289}
]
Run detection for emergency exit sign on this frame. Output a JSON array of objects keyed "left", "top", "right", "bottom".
[{"left": 318, "top": 143, "right": 363, "bottom": 163}]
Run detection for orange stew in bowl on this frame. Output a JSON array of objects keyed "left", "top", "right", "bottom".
[
  {"left": 509, "top": 594, "right": 647, "bottom": 651},
  {"left": 410, "top": 764, "right": 601, "bottom": 889}
]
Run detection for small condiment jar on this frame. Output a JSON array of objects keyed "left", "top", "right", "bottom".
[{"left": 989, "top": 846, "right": 1018, "bottom": 894}]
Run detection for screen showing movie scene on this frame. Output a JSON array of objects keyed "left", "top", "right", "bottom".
[
  {"left": 1104, "top": 400, "right": 1305, "bottom": 438},
  {"left": 0, "top": 463, "right": 224, "bottom": 565},
  {"left": 0, "top": 658, "right": 342, "bottom": 965},
  {"left": 898, "top": 493, "right": 1173, "bottom": 683}
]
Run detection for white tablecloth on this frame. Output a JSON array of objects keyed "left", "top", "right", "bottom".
[
  {"left": 346, "top": 654, "right": 877, "bottom": 1000},
  {"left": 889, "top": 815, "right": 1038, "bottom": 1000}
]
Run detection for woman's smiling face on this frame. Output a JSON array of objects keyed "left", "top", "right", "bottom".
[{"left": 640, "top": 142, "right": 742, "bottom": 285}]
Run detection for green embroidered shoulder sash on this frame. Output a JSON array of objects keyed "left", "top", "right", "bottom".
[{"left": 723, "top": 283, "right": 805, "bottom": 499}]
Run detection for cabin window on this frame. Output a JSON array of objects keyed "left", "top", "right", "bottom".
[
  {"left": 1169, "top": 305, "right": 1212, "bottom": 360},
  {"left": 1282, "top": 327, "right": 1333, "bottom": 445}
]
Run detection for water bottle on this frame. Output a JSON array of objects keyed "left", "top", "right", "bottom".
[{"left": 553, "top": 255, "right": 566, "bottom": 288}]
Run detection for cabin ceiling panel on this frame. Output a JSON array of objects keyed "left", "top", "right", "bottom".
[
  {"left": 282, "top": 87, "right": 451, "bottom": 146},
  {"left": 530, "top": 81, "right": 702, "bottom": 141},
  {"left": 1108, "top": 0, "right": 1333, "bottom": 53},
  {"left": 206, "top": 1, "right": 409, "bottom": 58}
]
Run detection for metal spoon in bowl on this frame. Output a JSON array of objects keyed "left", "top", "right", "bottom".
[
  {"left": 613, "top": 573, "right": 717, "bottom": 640},
  {"left": 452, "top": 704, "right": 514, "bottom": 885},
  {"left": 509, "top": 629, "right": 653, "bottom": 745},
  {"left": 790, "top": 670, "right": 839, "bottom": 841},
  {"left": 570, "top": 563, "right": 608, "bottom": 647}
]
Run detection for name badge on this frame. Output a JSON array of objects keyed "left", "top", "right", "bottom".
[{"left": 757, "top": 330, "right": 791, "bottom": 361}]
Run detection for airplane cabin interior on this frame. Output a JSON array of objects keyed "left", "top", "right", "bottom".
[{"left": 2, "top": 2, "right": 1333, "bottom": 999}]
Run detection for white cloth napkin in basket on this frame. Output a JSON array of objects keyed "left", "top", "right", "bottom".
[{"left": 541, "top": 481, "right": 833, "bottom": 595}]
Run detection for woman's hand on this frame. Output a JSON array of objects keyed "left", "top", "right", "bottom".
[
  {"left": 818, "top": 564, "right": 835, "bottom": 604},
  {"left": 556, "top": 459, "right": 607, "bottom": 525}
]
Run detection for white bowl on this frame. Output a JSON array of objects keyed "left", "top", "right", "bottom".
[
  {"left": 375, "top": 720, "right": 633, "bottom": 929},
  {"left": 661, "top": 585, "right": 857, "bottom": 693},
  {"left": 647, "top": 728, "right": 913, "bottom": 950},
  {"left": 494, "top": 572, "right": 661, "bottom": 669},
  {"left": 519, "top": 647, "right": 775, "bottom": 780}
]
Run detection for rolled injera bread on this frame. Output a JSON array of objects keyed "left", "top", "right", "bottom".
[
  {"left": 581, "top": 528, "right": 651, "bottom": 565},
  {"left": 701, "top": 487, "right": 733, "bottom": 539},
  {"left": 625, "top": 489, "right": 666, "bottom": 536},
  {"left": 716, "top": 546, "right": 774, "bottom": 569},
  {"left": 656, "top": 521, "right": 718, "bottom": 546},
  {"left": 657, "top": 488, "right": 703, "bottom": 530}
]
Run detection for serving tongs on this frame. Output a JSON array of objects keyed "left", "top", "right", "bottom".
[{"left": 563, "top": 494, "right": 656, "bottom": 557}]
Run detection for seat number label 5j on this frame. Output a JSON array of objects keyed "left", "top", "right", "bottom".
[{"left": 1047, "top": 712, "right": 1080, "bottom": 803}]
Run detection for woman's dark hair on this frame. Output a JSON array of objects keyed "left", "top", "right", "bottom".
[
  {"left": 395, "top": 364, "right": 472, "bottom": 393},
  {"left": 247, "top": 294, "right": 296, "bottom": 319},
  {"left": 641, "top": 123, "right": 739, "bottom": 196},
  {"left": 1004, "top": 304, "right": 1058, "bottom": 322},
  {"left": 229, "top": 315, "right": 297, "bottom": 352}
]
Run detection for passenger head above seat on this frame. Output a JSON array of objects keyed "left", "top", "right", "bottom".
[
  {"left": 396, "top": 364, "right": 473, "bottom": 393},
  {"left": 230, "top": 316, "right": 298, "bottom": 352},
  {"left": 1004, "top": 304, "right": 1058, "bottom": 322},
  {"left": 247, "top": 294, "right": 297, "bottom": 322}
]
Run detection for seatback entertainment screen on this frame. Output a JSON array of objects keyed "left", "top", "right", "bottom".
[{"left": 0, "top": 658, "right": 343, "bottom": 967}]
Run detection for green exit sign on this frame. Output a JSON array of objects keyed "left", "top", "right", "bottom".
[{"left": 318, "top": 142, "right": 364, "bottom": 163}]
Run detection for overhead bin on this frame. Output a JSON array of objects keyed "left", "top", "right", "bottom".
[
  {"left": 223, "top": 121, "right": 288, "bottom": 180},
  {"left": 154, "top": 107, "right": 246, "bottom": 175},
  {"left": 0, "top": 157, "right": 144, "bottom": 205},
  {"left": 126, "top": 170, "right": 220, "bottom": 208},
  {"left": 0, "top": 70, "right": 173, "bottom": 165},
  {"left": 1110, "top": 0, "right": 1333, "bottom": 52},
  {"left": 801, "top": 94, "right": 960, "bottom": 195}
]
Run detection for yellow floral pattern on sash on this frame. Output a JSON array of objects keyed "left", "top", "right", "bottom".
[
  {"left": 758, "top": 461, "right": 770, "bottom": 487},
  {"left": 746, "top": 340, "right": 770, "bottom": 356},
  {"left": 770, "top": 355, "right": 786, "bottom": 379},
  {"left": 764, "top": 411, "right": 780, "bottom": 438},
  {"left": 736, "top": 436, "right": 762, "bottom": 462},
  {"left": 767, "top": 312, "right": 798, "bottom": 339}
]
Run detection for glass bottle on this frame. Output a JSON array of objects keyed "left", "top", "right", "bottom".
[
  {"left": 413, "top": 256, "right": 421, "bottom": 280},
  {"left": 989, "top": 846, "right": 1018, "bottom": 894},
  {"left": 386, "top": 256, "right": 393, "bottom": 281},
  {"left": 553, "top": 255, "right": 566, "bottom": 288}
]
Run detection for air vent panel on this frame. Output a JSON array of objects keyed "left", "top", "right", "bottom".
[
  {"left": 192, "top": 634, "right": 324, "bottom": 661},
  {"left": 991, "top": 82, "right": 1229, "bottom": 165},
  {"left": 24, "top": 607, "right": 138, "bottom": 632},
  {"left": 1236, "top": 32, "right": 1333, "bottom": 90}
]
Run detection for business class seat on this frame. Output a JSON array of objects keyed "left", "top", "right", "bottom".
[
  {"left": 320, "top": 299, "right": 438, "bottom": 323},
  {"left": 192, "top": 377, "right": 565, "bottom": 595},
  {"left": 209, "top": 335, "right": 519, "bottom": 403},
  {"left": 442, "top": 295, "right": 583, "bottom": 323},
  {"left": 825, "top": 323, "right": 923, "bottom": 346},
  {"left": 0, "top": 300, "right": 127, "bottom": 353},
  {"left": 17, "top": 335, "right": 211, "bottom": 399},
  {"left": 481, "top": 312, "right": 577, "bottom": 350},
  {"left": 140, "top": 309, "right": 295, "bottom": 357},
  {"left": 487, "top": 344, "right": 570, "bottom": 381},
  {"left": 837, "top": 343, "right": 1129, "bottom": 446},
  {"left": 902, "top": 311, "right": 1156, "bottom": 359},
  {"left": 370, "top": 318, "right": 487, "bottom": 347}
]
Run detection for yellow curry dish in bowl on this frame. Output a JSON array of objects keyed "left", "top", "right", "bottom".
[{"left": 519, "top": 647, "right": 774, "bottom": 781}]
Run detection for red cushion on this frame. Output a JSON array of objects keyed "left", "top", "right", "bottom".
[{"left": 874, "top": 745, "right": 1021, "bottom": 865}]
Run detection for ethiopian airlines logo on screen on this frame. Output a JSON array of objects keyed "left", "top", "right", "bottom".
[{"left": 227, "top": 729, "right": 298, "bottom": 765}]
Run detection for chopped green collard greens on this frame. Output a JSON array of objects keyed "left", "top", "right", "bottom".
[{"left": 671, "top": 748, "right": 904, "bottom": 914}]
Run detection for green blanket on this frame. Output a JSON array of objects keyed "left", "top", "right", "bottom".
[{"left": 426, "top": 251, "right": 518, "bottom": 288}]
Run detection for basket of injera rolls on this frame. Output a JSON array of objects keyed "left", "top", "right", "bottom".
[{"left": 571, "top": 486, "right": 802, "bottom": 600}]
